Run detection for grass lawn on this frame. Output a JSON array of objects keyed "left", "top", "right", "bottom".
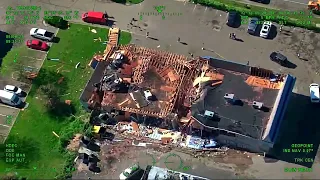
[{"left": 0, "top": 23, "right": 132, "bottom": 179}]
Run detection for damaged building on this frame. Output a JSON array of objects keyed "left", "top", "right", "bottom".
[{"left": 80, "top": 44, "right": 296, "bottom": 153}]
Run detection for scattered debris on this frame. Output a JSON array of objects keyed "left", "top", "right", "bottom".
[
  {"left": 56, "top": 65, "right": 64, "bottom": 73},
  {"left": 57, "top": 77, "right": 64, "bottom": 84},
  {"left": 76, "top": 62, "right": 81, "bottom": 69},
  {"left": 93, "top": 37, "right": 102, "bottom": 42},
  {"left": 48, "top": 58, "right": 60, "bottom": 61},
  {"left": 91, "top": 29, "right": 97, "bottom": 33},
  {"left": 132, "top": 140, "right": 151, "bottom": 147},
  {"left": 52, "top": 131, "right": 60, "bottom": 138},
  {"left": 67, "top": 134, "right": 82, "bottom": 151},
  {"left": 27, "top": 73, "right": 37, "bottom": 79},
  {"left": 65, "top": 100, "right": 71, "bottom": 105},
  {"left": 60, "top": 93, "right": 71, "bottom": 97}
]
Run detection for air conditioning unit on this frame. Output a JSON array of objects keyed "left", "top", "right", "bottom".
[
  {"left": 224, "top": 93, "right": 234, "bottom": 100},
  {"left": 144, "top": 90, "right": 153, "bottom": 100},
  {"left": 204, "top": 110, "right": 215, "bottom": 118},
  {"left": 253, "top": 101, "right": 263, "bottom": 109}
]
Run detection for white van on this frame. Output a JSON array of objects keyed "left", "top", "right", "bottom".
[
  {"left": 0, "top": 90, "right": 23, "bottom": 106},
  {"left": 309, "top": 83, "right": 320, "bottom": 103}
]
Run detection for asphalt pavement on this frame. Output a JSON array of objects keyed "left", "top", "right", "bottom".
[{"left": 0, "top": 77, "right": 30, "bottom": 143}]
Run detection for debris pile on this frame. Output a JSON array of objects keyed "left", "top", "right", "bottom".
[
  {"left": 74, "top": 135, "right": 102, "bottom": 174},
  {"left": 67, "top": 134, "right": 82, "bottom": 151}
]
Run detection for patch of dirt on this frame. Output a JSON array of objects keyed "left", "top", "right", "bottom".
[
  {"left": 67, "top": 134, "right": 82, "bottom": 151},
  {"left": 211, "top": 20, "right": 219, "bottom": 25},
  {"left": 213, "top": 150, "right": 253, "bottom": 171}
]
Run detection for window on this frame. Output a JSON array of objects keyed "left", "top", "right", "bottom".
[{"left": 12, "top": 96, "right": 20, "bottom": 104}]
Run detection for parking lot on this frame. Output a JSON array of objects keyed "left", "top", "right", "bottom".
[
  {"left": 0, "top": 1, "right": 57, "bottom": 76},
  {"left": 122, "top": 0, "right": 320, "bottom": 96},
  {"left": 0, "top": 77, "right": 31, "bottom": 143}
]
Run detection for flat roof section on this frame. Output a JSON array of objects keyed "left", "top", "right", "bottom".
[{"left": 191, "top": 69, "right": 280, "bottom": 139}]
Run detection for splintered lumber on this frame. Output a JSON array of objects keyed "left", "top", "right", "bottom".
[
  {"left": 118, "top": 99, "right": 129, "bottom": 106},
  {"left": 211, "top": 81, "right": 222, "bottom": 86},
  {"left": 52, "top": 131, "right": 60, "bottom": 138},
  {"left": 103, "top": 28, "right": 120, "bottom": 60}
]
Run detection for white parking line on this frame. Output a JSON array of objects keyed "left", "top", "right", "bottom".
[
  {"left": 193, "top": 5, "right": 197, "bottom": 12},
  {"left": 283, "top": 0, "right": 307, "bottom": 5},
  {"left": 0, "top": 114, "right": 7, "bottom": 116},
  {"left": 0, "top": 124, "right": 10, "bottom": 128},
  {"left": 204, "top": 7, "right": 207, "bottom": 13},
  {"left": 0, "top": 104, "right": 20, "bottom": 110}
]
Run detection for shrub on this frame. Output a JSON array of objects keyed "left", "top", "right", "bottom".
[{"left": 44, "top": 16, "right": 68, "bottom": 29}]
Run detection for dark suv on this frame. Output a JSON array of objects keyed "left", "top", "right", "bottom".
[
  {"left": 270, "top": 52, "right": 288, "bottom": 65},
  {"left": 226, "top": 11, "right": 240, "bottom": 27}
]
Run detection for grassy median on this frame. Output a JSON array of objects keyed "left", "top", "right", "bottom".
[
  {"left": 193, "top": 0, "right": 320, "bottom": 32},
  {"left": 0, "top": 23, "right": 132, "bottom": 179}
]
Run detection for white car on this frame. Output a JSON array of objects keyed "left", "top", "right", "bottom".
[
  {"left": 4, "top": 85, "right": 22, "bottom": 95},
  {"left": 119, "top": 164, "right": 140, "bottom": 180},
  {"left": 30, "top": 28, "right": 54, "bottom": 41},
  {"left": 260, "top": 21, "right": 272, "bottom": 38},
  {"left": 309, "top": 83, "right": 320, "bottom": 103}
]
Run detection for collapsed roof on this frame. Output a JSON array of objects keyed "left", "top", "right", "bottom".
[{"left": 80, "top": 44, "right": 295, "bottom": 140}]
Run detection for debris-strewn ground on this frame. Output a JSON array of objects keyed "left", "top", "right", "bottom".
[{"left": 72, "top": 135, "right": 243, "bottom": 179}]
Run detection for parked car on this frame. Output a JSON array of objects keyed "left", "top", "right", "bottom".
[
  {"left": 260, "top": 21, "right": 272, "bottom": 38},
  {"left": 247, "top": 17, "right": 259, "bottom": 35},
  {"left": 82, "top": 11, "right": 108, "bottom": 24},
  {"left": 4, "top": 85, "right": 22, "bottom": 95},
  {"left": 30, "top": 28, "right": 54, "bottom": 41},
  {"left": 309, "top": 83, "right": 320, "bottom": 103},
  {"left": 226, "top": 11, "right": 239, "bottom": 27},
  {"left": 0, "top": 90, "right": 23, "bottom": 107},
  {"left": 43, "top": 16, "right": 68, "bottom": 29},
  {"left": 26, "top": 39, "right": 49, "bottom": 51},
  {"left": 119, "top": 164, "right": 140, "bottom": 180},
  {"left": 270, "top": 52, "right": 288, "bottom": 66}
]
